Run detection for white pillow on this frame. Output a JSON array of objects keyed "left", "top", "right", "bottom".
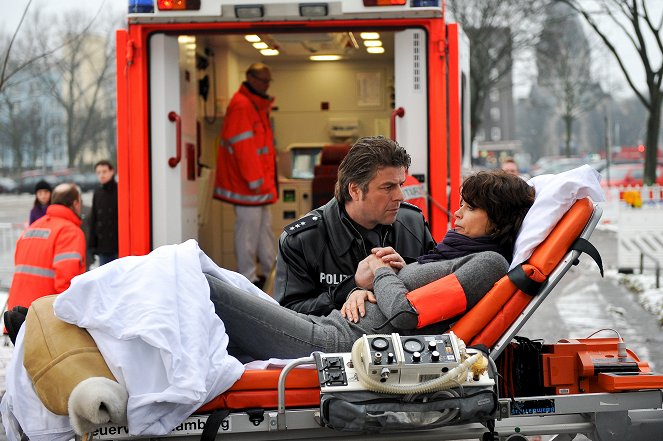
[{"left": 509, "top": 165, "right": 605, "bottom": 270}]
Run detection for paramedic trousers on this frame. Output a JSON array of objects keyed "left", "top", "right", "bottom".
[
  {"left": 234, "top": 205, "right": 276, "bottom": 284},
  {"left": 206, "top": 274, "right": 349, "bottom": 360}
]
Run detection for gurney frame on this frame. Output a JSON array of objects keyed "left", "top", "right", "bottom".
[{"left": 86, "top": 203, "right": 663, "bottom": 441}]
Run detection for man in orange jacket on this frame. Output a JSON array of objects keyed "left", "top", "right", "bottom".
[
  {"left": 214, "top": 63, "right": 278, "bottom": 288},
  {"left": 7, "top": 183, "right": 86, "bottom": 311}
]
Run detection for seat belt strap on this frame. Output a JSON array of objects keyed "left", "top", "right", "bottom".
[{"left": 200, "top": 409, "right": 231, "bottom": 440}]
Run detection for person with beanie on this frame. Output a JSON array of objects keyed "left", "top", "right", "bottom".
[{"left": 29, "top": 179, "right": 52, "bottom": 225}]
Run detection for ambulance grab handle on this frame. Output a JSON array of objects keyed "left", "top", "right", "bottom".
[
  {"left": 168, "top": 111, "right": 182, "bottom": 168},
  {"left": 390, "top": 107, "right": 405, "bottom": 141}
]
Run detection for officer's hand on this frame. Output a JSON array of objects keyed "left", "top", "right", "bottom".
[
  {"left": 372, "top": 247, "right": 405, "bottom": 271},
  {"left": 355, "top": 256, "right": 375, "bottom": 289},
  {"left": 341, "top": 289, "right": 377, "bottom": 323}
]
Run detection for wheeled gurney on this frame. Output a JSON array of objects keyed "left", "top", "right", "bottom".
[{"left": 83, "top": 198, "right": 663, "bottom": 441}]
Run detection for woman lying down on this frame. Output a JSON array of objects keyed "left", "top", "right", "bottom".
[
  {"left": 210, "top": 170, "right": 535, "bottom": 361},
  {"left": 6, "top": 170, "right": 535, "bottom": 438}
]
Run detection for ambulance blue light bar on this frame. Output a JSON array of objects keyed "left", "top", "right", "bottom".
[
  {"left": 128, "top": 0, "right": 154, "bottom": 13},
  {"left": 411, "top": 0, "right": 440, "bottom": 6}
]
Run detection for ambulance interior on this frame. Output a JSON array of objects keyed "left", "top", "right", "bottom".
[{"left": 176, "top": 30, "right": 408, "bottom": 279}]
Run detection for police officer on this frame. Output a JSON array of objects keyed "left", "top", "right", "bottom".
[{"left": 274, "top": 136, "right": 436, "bottom": 315}]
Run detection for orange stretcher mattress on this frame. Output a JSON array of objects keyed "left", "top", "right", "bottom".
[{"left": 196, "top": 368, "right": 320, "bottom": 412}]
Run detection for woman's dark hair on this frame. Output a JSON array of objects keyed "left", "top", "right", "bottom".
[
  {"left": 335, "top": 136, "right": 411, "bottom": 203},
  {"left": 461, "top": 170, "right": 535, "bottom": 256}
]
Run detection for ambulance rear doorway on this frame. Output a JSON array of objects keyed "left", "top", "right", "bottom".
[{"left": 151, "top": 29, "right": 430, "bottom": 285}]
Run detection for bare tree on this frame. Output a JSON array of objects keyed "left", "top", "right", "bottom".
[
  {"left": 537, "top": 3, "right": 606, "bottom": 156},
  {"left": 560, "top": 0, "right": 662, "bottom": 184},
  {"left": 446, "top": 0, "right": 548, "bottom": 143},
  {"left": 34, "top": 11, "right": 117, "bottom": 168},
  {"left": 1, "top": 2, "right": 117, "bottom": 173}
]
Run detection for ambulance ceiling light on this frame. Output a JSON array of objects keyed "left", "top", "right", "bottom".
[
  {"left": 260, "top": 49, "right": 280, "bottom": 56},
  {"left": 299, "top": 4, "right": 328, "bottom": 17},
  {"left": 245, "top": 35, "right": 262, "bottom": 43},
  {"left": 128, "top": 0, "right": 154, "bottom": 13},
  {"left": 310, "top": 55, "right": 342, "bottom": 61},
  {"left": 360, "top": 32, "right": 380, "bottom": 40},
  {"left": 178, "top": 36, "right": 196, "bottom": 44},
  {"left": 253, "top": 42, "right": 269, "bottom": 50},
  {"left": 363, "top": 40, "right": 382, "bottom": 47},
  {"left": 367, "top": 47, "right": 385, "bottom": 54},
  {"left": 235, "top": 5, "right": 264, "bottom": 19}
]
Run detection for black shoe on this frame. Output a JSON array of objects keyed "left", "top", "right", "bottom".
[{"left": 4, "top": 306, "right": 28, "bottom": 345}]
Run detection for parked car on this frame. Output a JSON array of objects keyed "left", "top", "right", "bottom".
[
  {"left": 70, "top": 173, "right": 99, "bottom": 192},
  {"left": 601, "top": 163, "right": 663, "bottom": 187},
  {"left": 0, "top": 177, "right": 18, "bottom": 194},
  {"left": 530, "top": 157, "right": 588, "bottom": 176},
  {"left": 18, "top": 175, "right": 59, "bottom": 194}
]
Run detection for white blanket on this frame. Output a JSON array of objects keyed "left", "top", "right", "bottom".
[{"left": 1, "top": 239, "right": 276, "bottom": 439}]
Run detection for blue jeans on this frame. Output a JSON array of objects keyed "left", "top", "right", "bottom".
[
  {"left": 205, "top": 274, "right": 338, "bottom": 360},
  {"left": 98, "top": 253, "right": 118, "bottom": 266}
]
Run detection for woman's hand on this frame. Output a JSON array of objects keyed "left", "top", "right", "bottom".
[
  {"left": 372, "top": 247, "right": 405, "bottom": 271},
  {"left": 355, "top": 249, "right": 404, "bottom": 289},
  {"left": 341, "top": 289, "right": 377, "bottom": 323},
  {"left": 354, "top": 255, "right": 375, "bottom": 289}
]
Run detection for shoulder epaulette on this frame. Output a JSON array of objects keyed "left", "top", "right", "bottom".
[
  {"left": 284, "top": 214, "right": 321, "bottom": 236},
  {"left": 400, "top": 201, "right": 422, "bottom": 213}
]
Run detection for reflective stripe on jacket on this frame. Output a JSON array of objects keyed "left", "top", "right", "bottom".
[
  {"left": 214, "top": 83, "right": 278, "bottom": 206},
  {"left": 8, "top": 204, "right": 86, "bottom": 310}
]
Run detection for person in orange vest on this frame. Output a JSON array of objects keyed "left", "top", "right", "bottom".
[
  {"left": 214, "top": 63, "right": 278, "bottom": 289},
  {"left": 7, "top": 182, "right": 86, "bottom": 311}
]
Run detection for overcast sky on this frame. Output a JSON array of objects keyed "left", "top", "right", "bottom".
[{"left": 3, "top": 0, "right": 660, "bottom": 101}]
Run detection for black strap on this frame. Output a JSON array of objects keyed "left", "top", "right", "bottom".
[
  {"left": 507, "top": 265, "right": 543, "bottom": 296},
  {"left": 570, "top": 237, "right": 604, "bottom": 277},
  {"left": 508, "top": 236, "right": 604, "bottom": 296},
  {"left": 200, "top": 409, "right": 231, "bottom": 441}
]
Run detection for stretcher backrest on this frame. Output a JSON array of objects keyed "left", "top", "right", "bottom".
[{"left": 451, "top": 197, "right": 600, "bottom": 358}]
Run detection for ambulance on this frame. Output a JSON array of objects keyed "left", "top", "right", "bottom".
[{"left": 116, "top": 0, "right": 470, "bottom": 269}]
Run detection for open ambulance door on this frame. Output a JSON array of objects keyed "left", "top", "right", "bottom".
[
  {"left": 447, "top": 23, "right": 471, "bottom": 218},
  {"left": 393, "top": 29, "right": 428, "bottom": 192},
  {"left": 149, "top": 34, "right": 199, "bottom": 248}
]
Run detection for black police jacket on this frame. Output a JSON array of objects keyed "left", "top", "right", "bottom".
[{"left": 273, "top": 198, "right": 436, "bottom": 316}]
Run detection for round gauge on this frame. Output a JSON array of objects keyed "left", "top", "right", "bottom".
[
  {"left": 403, "top": 338, "right": 425, "bottom": 353},
  {"left": 371, "top": 337, "right": 389, "bottom": 351}
]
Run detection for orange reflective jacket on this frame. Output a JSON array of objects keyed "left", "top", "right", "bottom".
[
  {"left": 214, "top": 83, "right": 278, "bottom": 206},
  {"left": 7, "top": 205, "right": 86, "bottom": 310}
]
